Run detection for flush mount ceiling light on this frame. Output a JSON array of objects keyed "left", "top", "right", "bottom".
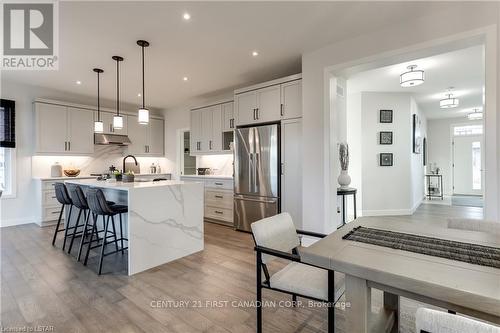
[
  {"left": 112, "top": 55, "right": 124, "bottom": 129},
  {"left": 137, "top": 40, "right": 150, "bottom": 125},
  {"left": 468, "top": 108, "right": 483, "bottom": 120},
  {"left": 93, "top": 68, "right": 104, "bottom": 133},
  {"left": 400, "top": 65, "right": 424, "bottom": 87},
  {"left": 440, "top": 88, "right": 459, "bottom": 108}
]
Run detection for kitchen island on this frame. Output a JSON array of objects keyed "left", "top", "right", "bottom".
[{"left": 64, "top": 179, "right": 204, "bottom": 275}]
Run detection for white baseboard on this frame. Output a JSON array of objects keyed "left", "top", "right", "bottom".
[
  {"left": 362, "top": 209, "right": 414, "bottom": 216},
  {"left": 1, "top": 217, "right": 36, "bottom": 227}
]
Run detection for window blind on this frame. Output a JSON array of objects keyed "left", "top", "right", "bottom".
[{"left": 0, "top": 99, "right": 15, "bottom": 148}]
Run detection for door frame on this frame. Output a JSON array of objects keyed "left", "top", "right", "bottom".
[
  {"left": 451, "top": 123, "right": 484, "bottom": 196},
  {"left": 324, "top": 25, "right": 497, "bottom": 225}
]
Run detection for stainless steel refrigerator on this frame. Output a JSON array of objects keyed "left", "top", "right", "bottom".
[{"left": 234, "top": 124, "right": 280, "bottom": 232}]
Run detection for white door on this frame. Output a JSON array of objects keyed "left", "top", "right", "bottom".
[
  {"left": 148, "top": 118, "right": 164, "bottom": 156},
  {"left": 200, "top": 107, "right": 213, "bottom": 153},
  {"left": 67, "top": 107, "right": 94, "bottom": 154},
  {"left": 257, "top": 85, "right": 281, "bottom": 123},
  {"left": 453, "top": 135, "right": 483, "bottom": 195},
  {"left": 281, "top": 80, "right": 302, "bottom": 119},
  {"left": 210, "top": 105, "right": 222, "bottom": 152},
  {"left": 281, "top": 118, "right": 302, "bottom": 229},
  {"left": 222, "top": 102, "right": 234, "bottom": 131},
  {"left": 36, "top": 103, "right": 68, "bottom": 153},
  {"left": 127, "top": 114, "right": 148, "bottom": 155},
  {"left": 235, "top": 91, "right": 257, "bottom": 125},
  {"left": 190, "top": 111, "right": 202, "bottom": 154}
]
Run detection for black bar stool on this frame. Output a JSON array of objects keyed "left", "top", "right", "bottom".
[
  {"left": 66, "top": 185, "right": 115, "bottom": 260},
  {"left": 85, "top": 188, "right": 128, "bottom": 275},
  {"left": 51, "top": 183, "right": 74, "bottom": 250}
]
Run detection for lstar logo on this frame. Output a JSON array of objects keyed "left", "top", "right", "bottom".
[{"left": 2, "top": 1, "right": 59, "bottom": 70}]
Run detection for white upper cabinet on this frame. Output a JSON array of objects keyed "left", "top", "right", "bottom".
[
  {"left": 67, "top": 107, "right": 94, "bottom": 154},
  {"left": 190, "top": 102, "right": 231, "bottom": 155},
  {"left": 148, "top": 118, "right": 164, "bottom": 156},
  {"left": 127, "top": 114, "right": 163, "bottom": 156},
  {"left": 36, "top": 103, "right": 68, "bottom": 153},
  {"left": 35, "top": 102, "right": 93, "bottom": 155},
  {"left": 235, "top": 91, "right": 258, "bottom": 126},
  {"left": 281, "top": 80, "right": 302, "bottom": 119},
  {"left": 235, "top": 75, "right": 302, "bottom": 126},
  {"left": 256, "top": 85, "right": 281, "bottom": 123},
  {"left": 210, "top": 105, "right": 223, "bottom": 152},
  {"left": 222, "top": 102, "right": 235, "bottom": 131}
]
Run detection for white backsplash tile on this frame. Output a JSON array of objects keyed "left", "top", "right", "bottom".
[
  {"left": 32, "top": 145, "right": 168, "bottom": 177},
  {"left": 196, "top": 154, "right": 233, "bottom": 176}
]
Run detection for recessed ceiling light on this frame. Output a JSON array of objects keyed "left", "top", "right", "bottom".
[
  {"left": 138, "top": 93, "right": 141, "bottom": 97},
  {"left": 252, "top": 51, "right": 259, "bottom": 57},
  {"left": 183, "top": 12, "right": 191, "bottom": 20},
  {"left": 76, "top": 80, "right": 82, "bottom": 85},
  {"left": 183, "top": 76, "right": 188, "bottom": 81}
]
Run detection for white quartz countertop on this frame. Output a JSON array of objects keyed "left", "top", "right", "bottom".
[
  {"left": 64, "top": 178, "right": 187, "bottom": 191},
  {"left": 180, "top": 175, "right": 233, "bottom": 180},
  {"left": 34, "top": 173, "right": 171, "bottom": 181}
]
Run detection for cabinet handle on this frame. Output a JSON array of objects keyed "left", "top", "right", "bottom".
[
  {"left": 253, "top": 109, "right": 256, "bottom": 120},
  {"left": 230, "top": 118, "right": 234, "bottom": 128},
  {"left": 64, "top": 141, "right": 67, "bottom": 151},
  {"left": 209, "top": 140, "right": 212, "bottom": 150},
  {"left": 215, "top": 195, "right": 223, "bottom": 199},
  {"left": 280, "top": 103, "right": 284, "bottom": 117},
  {"left": 68, "top": 141, "right": 71, "bottom": 151},
  {"left": 214, "top": 210, "right": 223, "bottom": 215},
  {"left": 51, "top": 196, "right": 56, "bottom": 199},
  {"left": 215, "top": 182, "right": 223, "bottom": 186},
  {"left": 281, "top": 163, "right": 285, "bottom": 175},
  {"left": 256, "top": 108, "right": 259, "bottom": 120}
]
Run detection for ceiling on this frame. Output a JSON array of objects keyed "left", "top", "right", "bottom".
[
  {"left": 2, "top": 1, "right": 452, "bottom": 111},
  {"left": 346, "top": 45, "right": 485, "bottom": 120}
]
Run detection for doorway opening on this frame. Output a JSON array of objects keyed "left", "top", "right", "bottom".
[{"left": 180, "top": 130, "right": 196, "bottom": 176}]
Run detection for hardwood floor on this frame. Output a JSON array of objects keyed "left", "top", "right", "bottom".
[{"left": 0, "top": 204, "right": 483, "bottom": 333}]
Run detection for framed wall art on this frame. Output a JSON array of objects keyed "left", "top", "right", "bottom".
[
  {"left": 380, "top": 153, "right": 393, "bottom": 166},
  {"left": 380, "top": 109, "right": 393, "bottom": 123},
  {"left": 379, "top": 131, "right": 393, "bottom": 145}
]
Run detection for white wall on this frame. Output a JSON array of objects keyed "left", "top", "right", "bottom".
[
  {"left": 302, "top": 2, "right": 499, "bottom": 232},
  {"left": 427, "top": 117, "right": 482, "bottom": 195}
]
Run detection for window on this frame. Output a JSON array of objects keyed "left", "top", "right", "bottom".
[
  {"left": 453, "top": 124, "right": 483, "bottom": 136},
  {"left": 0, "top": 148, "right": 15, "bottom": 197},
  {"left": 472, "top": 141, "right": 481, "bottom": 190}
]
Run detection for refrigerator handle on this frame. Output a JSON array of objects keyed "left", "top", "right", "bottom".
[
  {"left": 255, "top": 152, "right": 259, "bottom": 193},
  {"left": 249, "top": 153, "right": 253, "bottom": 192}
]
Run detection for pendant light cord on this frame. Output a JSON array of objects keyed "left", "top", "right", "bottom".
[
  {"left": 116, "top": 59, "right": 120, "bottom": 116},
  {"left": 142, "top": 45, "right": 145, "bottom": 108},
  {"left": 97, "top": 71, "right": 100, "bottom": 121}
]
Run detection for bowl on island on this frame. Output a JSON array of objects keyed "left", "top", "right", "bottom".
[{"left": 63, "top": 169, "right": 81, "bottom": 177}]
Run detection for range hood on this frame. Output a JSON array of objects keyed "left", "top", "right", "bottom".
[{"left": 94, "top": 133, "right": 131, "bottom": 145}]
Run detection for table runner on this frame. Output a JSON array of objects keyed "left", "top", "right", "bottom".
[{"left": 342, "top": 226, "right": 500, "bottom": 269}]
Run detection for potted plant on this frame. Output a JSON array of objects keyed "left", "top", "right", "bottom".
[
  {"left": 113, "top": 170, "right": 122, "bottom": 181},
  {"left": 122, "top": 170, "right": 135, "bottom": 183}
]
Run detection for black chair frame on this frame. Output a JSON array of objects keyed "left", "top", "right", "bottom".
[{"left": 254, "top": 229, "right": 343, "bottom": 333}]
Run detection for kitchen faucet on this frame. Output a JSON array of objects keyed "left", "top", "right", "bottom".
[{"left": 123, "top": 155, "right": 138, "bottom": 174}]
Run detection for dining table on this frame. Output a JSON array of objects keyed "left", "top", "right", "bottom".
[{"left": 300, "top": 217, "right": 500, "bottom": 332}]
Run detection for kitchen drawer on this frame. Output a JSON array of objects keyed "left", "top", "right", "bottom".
[
  {"left": 204, "top": 206, "right": 233, "bottom": 222},
  {"left": 42, "top": 190, "right": 58, "bottom": 206},
  {"left": 205, "top": 179, "right": 233, "bottom": 190},
  {"left": 42, "top": 180, "right": 58, "bottom": 191},
  {"left": 205, "top": 190, "right": 233, "bottom": 209},
  {"left": 43, "top": 206, "right": 63, "bottom": 222}
]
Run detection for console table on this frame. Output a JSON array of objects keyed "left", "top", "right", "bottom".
[
  {"left": 337, "top": 187, "right": 357, "bottom": 228},
  {"left": 425, "top": 174, "right": 443, "bottom": 200}
]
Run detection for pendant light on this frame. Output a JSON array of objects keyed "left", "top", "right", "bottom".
[
  {"left": 93, "top": 68, "right": 104, "bottom": 133},
  {"left": 112, "top": 55, "right": 124, "bottom": 129},
  {"left": 400, "top": 65, "right": 424, "bottom": 87},
  {"left": 440, "top": 88, "right": 459, "bottom": 109},
  {"left": 468, "top": 108, "right": 483, "bottom": 120},
  {"left": 137, "top": 40, "right": 150, "bottom": 124}
]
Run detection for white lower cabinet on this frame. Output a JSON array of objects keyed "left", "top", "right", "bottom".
[
  {"left": 181, "top": 176, "right": 234, "bottom": 226},
  {"left": 281, "top": 118, "right": 302, "bottom": 229}
]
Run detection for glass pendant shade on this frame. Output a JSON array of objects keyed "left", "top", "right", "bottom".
[
  {"left": 94, "top": 121, "right": 104, "bottom": 133},
  {"left": 440, "top": 94, "right": 459, "bottom": 108},
  {"left": 113, "top": 115, "right": 124, "bottom": 129},
  {"left": 138, "top": 108, "right": 149, "bottom": 124},
  {"left": 400, "top": 65, "right": 424, "bottom": 87}
]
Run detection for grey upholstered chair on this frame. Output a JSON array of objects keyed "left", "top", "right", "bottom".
[
  {"left": 416, "top": 308, "right": 500, "bottom": 333},
  {"left": 251, "top": 213, "right": 345, "bottom": 333}
]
